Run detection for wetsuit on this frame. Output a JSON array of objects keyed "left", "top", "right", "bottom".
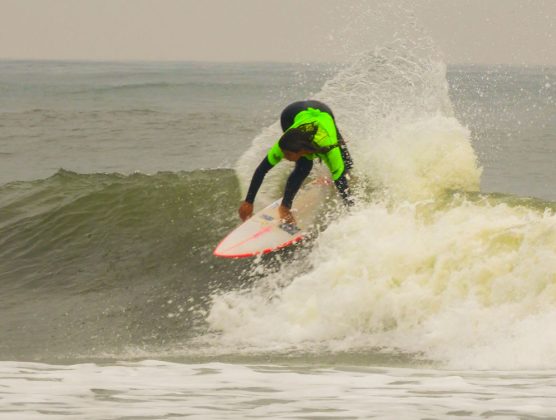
[{"left": 245, "top": 100, "right": 353, "bottom": 209}]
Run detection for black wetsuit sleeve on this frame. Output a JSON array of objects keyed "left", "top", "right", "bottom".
[
  {"left": 334, "top": 173, "right": 353, "bottom": 206},
  {"left": 244, "top": 157, "right": 274, "bottom": 204},
  {"left": 281, "top": 158, "right": 313, "bottom": 209}
]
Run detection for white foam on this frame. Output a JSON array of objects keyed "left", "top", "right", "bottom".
[
  {"left": 208, "top": 200, "right": 556, "bottom": 369},
  {"left": 2, "top": 361, "right": 556, "bottom": 419}
]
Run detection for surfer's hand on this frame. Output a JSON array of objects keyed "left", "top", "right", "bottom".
[
  {"left": 238, "top": 201, "right": 253, "bottom": 221},
  {"left": 279, "top": 205, "right": 295, "bottom": 224}
]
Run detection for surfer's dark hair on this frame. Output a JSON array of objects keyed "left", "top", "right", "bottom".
[{"left": 278, "top": 124, "right": 330, "bottom": 154}]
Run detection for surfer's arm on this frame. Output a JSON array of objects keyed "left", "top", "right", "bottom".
[
  {"left": 325, "top": 147, "right": 354, "bottom": 206},
  {"left": 244, "top": 157, "right": 273, "bottom": 204},
  {"left": 281, "top": 157, "right": 313, "bottom": 209},
  {"left": 244, "top": 142, "right": 284, "bottom": 204},
  {"left": 239, "top": 143, "right": 284, "bottom": 221},
  {"left": 240, "top": 157, "right": 272, "bottom": 221}
]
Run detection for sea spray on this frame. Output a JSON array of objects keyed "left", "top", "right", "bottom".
[
  {"left": 235, "top": 39, "right": 481, "bottom": 205},
  {"left": 208, "top": 40, "right": 556, "bottom": 369}
]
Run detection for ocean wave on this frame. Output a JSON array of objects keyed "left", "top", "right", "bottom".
[
  {"left": 0, "top": 170, "right": 241, "bottom": 285},
  {"left": 0, "top": 168, "right": 252, "bottom": 360}
]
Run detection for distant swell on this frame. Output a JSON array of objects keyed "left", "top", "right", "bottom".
[
  {"left": 74, "top": 81, "right": 179, "bottom": 94},
  {"left": 1, "top": 108, "right": 163, "bottom": 118},
  {"left": 71, "top": 80, "right": 234, "bottom": 95}
]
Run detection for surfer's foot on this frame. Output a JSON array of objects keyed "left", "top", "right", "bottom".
[{"left": 279, "top": 204, "right": 296, "bottom": 224}]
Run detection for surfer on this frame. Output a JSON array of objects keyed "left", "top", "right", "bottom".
[{"left": 239, "top": 100, "right": 353, "bottom": 224}]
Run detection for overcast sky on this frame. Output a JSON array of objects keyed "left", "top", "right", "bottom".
[{"left": 0, "top": 0, "right": 555, "bottom": 65}]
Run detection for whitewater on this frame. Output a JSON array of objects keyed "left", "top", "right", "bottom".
[{"left": 208, "top": 41, "right": 556, "bottom": 372}]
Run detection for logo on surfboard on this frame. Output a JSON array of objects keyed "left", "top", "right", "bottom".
[{"left": 279, "top": 222, "right": 301, "bottom": 235}]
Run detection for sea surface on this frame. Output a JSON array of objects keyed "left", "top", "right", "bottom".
[{"left": 1, "top": 42, "right": 556, "bottom": 418}]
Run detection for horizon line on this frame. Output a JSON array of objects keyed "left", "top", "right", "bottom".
[{"left": 1, "top": 57, "right": 555, "bottom": 69}]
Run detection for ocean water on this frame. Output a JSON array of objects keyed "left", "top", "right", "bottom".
[{"left": 1, "top": 42, "right": 556, "bottom": 418}]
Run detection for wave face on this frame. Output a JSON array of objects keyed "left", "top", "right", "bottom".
[
  {"left": 208, "top": 41, "right": 556, "bottom": 370},
  {"left": 0, "top": 169, "right": 249, "bottom": 360}
]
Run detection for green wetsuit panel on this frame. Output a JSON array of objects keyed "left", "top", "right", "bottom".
[
  {"left": 267, "top": 142, "right": 284, "bottom": 166},
  {"left": 266, "top": 108, "right": 345, "bottom": 180}
]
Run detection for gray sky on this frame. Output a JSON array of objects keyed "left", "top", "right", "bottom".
[{"left": 0, "top": 0, "right": 555, "bottom": 65}]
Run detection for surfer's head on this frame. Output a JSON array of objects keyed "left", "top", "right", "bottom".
[{"left": 279, "top": 126, "right": 329, "bottom": 161}]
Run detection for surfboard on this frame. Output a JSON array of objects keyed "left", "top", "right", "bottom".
[{"left": 214, "top": 177, "right": 333, "bottom": 258}]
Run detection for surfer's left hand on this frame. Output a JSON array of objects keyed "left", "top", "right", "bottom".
[
  {"left": 279, "top": 204, "right": 296, "bottom": 224},
  {"left": 238, "top": 201, "right": 253, "bottom": 221}
]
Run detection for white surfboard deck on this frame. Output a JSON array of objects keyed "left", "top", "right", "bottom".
[{"left": 214, "top": 177, "right": 333, "bottom": 258}]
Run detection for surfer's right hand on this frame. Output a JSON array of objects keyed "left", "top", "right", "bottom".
[{"left": 238, "top": 201, "right": 253, "bottom": 221}]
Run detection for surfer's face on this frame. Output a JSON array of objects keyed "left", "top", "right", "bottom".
[{"left": 284, "top": 150, "right": 308, "bottom": 162}]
